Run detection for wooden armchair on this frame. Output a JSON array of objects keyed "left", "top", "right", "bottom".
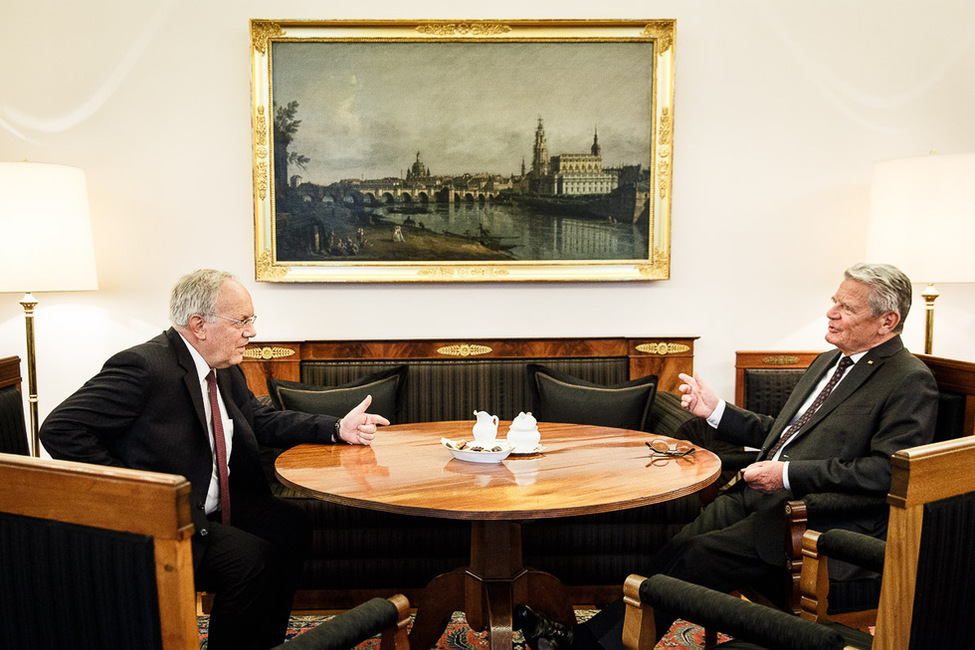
[
  {"left": 733, "top": 351, "right": 975, "bottom": 622},
  {"left": 621, "top": 435, "right": 975, "bottom": 649},
  {"left": 0, "top": 453, "right": 411, "bottom": 650}
]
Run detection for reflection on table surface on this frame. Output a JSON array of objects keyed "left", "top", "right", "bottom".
[{"left": 275, "top": 419, "right": 720, "bottom": 520}]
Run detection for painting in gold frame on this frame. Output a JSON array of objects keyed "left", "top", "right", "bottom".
[{"left": 250, "top": 19, "right": 675, "bottom": 282}]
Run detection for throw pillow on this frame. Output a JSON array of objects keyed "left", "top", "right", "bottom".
[
  {"left": 527, "top": 363, "right": 657, "bottom": 431},
  {"left": 266, "top": 365, "right": 407, "bottom": 424}
]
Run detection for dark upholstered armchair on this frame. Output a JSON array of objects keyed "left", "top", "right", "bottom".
[
  {"left": 0, "top": 356, "right": 29, "bottom": 455},
  {"left": 732, "top": 351, "right": 975, "bottom": 624},
  {"left": 621, "top": 436, "right": 975, "bottom": 649},
  {"left": 0, "top": 452, "right": 411, "bottom": 650}
]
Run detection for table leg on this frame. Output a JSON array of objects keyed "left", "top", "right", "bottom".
[
  {"left": 409, "top": 568, "right": 466, "bottom": 650},
  {"left": 467, "top": 521, "right": 575, "bottom": 645},
  {"left": 408, "top": 519, "right": 576, "bottom": 649}
]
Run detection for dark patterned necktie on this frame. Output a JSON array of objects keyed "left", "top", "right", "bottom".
[
  {"left": 206, "top": 370, "right": 231, "bottom": 524},
  {"left": 763, "top": 356, "right": 854, "bottom": 460}
]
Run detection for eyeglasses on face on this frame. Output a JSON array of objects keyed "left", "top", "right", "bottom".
[{"left": 213, "top": 314, "right": 258, "bottom": 328}]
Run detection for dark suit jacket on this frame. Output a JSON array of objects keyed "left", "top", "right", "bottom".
[
  {"left": 40, "top": 328, "right": 336, "bottom": 551},
  {"left": 719, "top": 335, "right": 937, "bottom": 497},
  {"left": 715, "top": 335, "right": 938, "bottom": 566}
]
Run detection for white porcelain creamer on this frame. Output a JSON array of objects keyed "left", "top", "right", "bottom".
[{"left": 472, "top": 410, "right": 500, "bottom": 443}]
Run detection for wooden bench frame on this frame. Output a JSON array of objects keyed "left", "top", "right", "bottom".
[{"left": 241, "top": 336, "right": 698, "bottom": 397}]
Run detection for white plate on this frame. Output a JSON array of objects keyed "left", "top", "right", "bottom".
[
  {"left": 441, "top": 438, "right": 514, "bottom": 464},
  {"left": 509, "top": 444, "right": 545, "bottom": 455}
]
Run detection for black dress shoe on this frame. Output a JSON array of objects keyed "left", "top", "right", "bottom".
[{"left": 514, "top": 604, "right": 575, "bottom": 650}]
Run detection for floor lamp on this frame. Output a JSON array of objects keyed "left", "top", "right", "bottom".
[
  {"left": 0, "top": 162, "right": 99, "bottom": 456},
  {"left": 866, "top": 153, "right": 975, "bottom": 355}
]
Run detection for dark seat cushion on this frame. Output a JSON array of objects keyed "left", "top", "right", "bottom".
[
  {"left": 527, "top": 364, "right": 657, "bottom": 431},
  {"left": 266, "top": 365, "right": 407, "bottom": 424}
]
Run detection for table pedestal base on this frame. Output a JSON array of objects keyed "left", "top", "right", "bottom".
[{"left": 409, "top": 520, "right": 576, "bottom": 650}]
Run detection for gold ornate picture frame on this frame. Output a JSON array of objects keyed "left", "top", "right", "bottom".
[{"left": 250, "top": 19, "right": 675, "bottom": 282}]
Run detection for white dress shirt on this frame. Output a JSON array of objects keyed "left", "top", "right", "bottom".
[
  {"left": 178, "top": 333, "right": 235, "bottom": 515},
  {"left": 707, "top": 350, "right": 866, "bottom": 489}
]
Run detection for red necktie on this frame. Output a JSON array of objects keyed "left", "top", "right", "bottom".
[
  {"left": 206, "top": 370, "right": 231, "bottom": 524},
  {"left": 763, "top": 356, "right": 854, "bottom": 460}
]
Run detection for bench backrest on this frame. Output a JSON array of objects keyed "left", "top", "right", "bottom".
[
  {"left": 242, "top": 336, "right": 698, "bottom": 421},
  {"left": 301, "top": 356, "right": 631, "bottom": 423}
]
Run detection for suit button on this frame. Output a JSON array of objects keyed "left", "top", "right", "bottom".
[
  {"left": 197, "top": 503, "right": 205, "bottom": 510},
  {"left": 200, "top": 528, "right": 208, "bottom": 537}
]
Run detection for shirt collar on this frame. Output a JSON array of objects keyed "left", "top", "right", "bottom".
[{"left": 177, "top": 331, "right": 213, "bottom": 384}]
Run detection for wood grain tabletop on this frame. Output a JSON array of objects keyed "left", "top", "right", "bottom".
[{"left": 276, "top": 420, "right": 720, "bottom": 520}]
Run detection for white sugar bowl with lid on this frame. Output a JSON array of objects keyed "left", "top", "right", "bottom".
[{"left": 506, "top": 411, "right": 541, "bottom": 453}]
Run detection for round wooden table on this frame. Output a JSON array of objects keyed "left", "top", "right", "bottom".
[{"left": 276, "top": 420, "right": 720, "bottom": 649}]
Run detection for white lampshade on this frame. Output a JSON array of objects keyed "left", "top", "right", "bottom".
[
  {"left": 0, "top": 162, "right": 99, "bottom": 293},
  {"left": 866, "top": 153, "right": 975, "bottom": 284}
]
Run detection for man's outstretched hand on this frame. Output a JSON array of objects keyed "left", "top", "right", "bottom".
[{"left": 338, "top": 395, "right": 390, "bottom": 445}]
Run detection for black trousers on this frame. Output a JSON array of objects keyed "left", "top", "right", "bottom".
[
  {"left": 579, "top": 485, "right": 788, "bottom": 648},
  {"left": 194, "top": 495, "right": 311, "bottom": 650}
]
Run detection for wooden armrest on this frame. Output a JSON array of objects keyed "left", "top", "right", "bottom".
[
  {"left": 270, "top": 594, "right": 410, "bottom": 650},
  {"left": 784, "top": 493, "right": 888, "bottom": 615},
  {"left": 624, "top": 573, "right": 846, "bottom": 650}
]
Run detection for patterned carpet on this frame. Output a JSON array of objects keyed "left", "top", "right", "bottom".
[{"left": 198, "top": 610, "right": 728, "bottom": 648}]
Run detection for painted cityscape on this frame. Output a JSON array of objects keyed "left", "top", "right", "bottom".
[{"left": 251, "top": 21, "right": 675, "bottom": 281}]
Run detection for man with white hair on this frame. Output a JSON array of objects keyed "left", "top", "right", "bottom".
[
  {"left": 41, "top": 269, "right": 390, "bottom": 650},
  {"left": 517, "top": 262, "right": 939, "bottom": 649}
]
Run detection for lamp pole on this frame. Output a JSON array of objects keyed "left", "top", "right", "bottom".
[
  {"left": 19, "top": 293, "right": 40, "bottom": 456},
  {"left": 921, "top": 283, "right": 939, "bottom": 356}
]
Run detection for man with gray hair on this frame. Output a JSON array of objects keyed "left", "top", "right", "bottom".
[
  {"left": 41, "top": 269, "right": 390, "bottom": 650},
  {"left": 516, "top": 263, "right": 939, "bottom": 649}
]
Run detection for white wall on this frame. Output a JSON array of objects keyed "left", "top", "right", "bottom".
[{"left": 2, "top": 0, "right": 975, "bottom": 428}]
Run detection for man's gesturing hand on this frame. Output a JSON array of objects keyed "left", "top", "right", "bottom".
[{"left": 338, "top": 395, "right": 391, "bottom": 445}]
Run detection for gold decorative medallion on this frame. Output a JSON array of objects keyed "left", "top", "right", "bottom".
[
  {"left": 436, "top": 344, "right": 494, "bottom": 357},
  {"left": 635, "top": 342, "right": 691, "bottom": 356},
  {"left": 761, "top": 355, "right": 802, "bottom": 366},
  {"left": 243, "top": 346, "right": 297, "bottom": 360}
]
